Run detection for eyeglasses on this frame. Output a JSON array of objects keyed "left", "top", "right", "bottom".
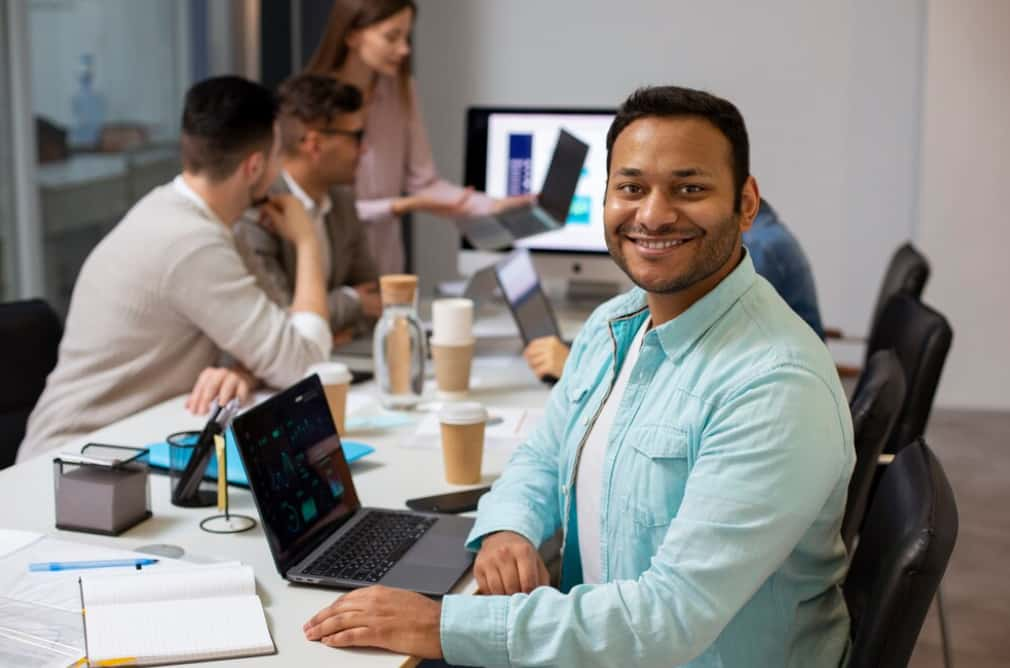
[{"left": 315, "top": 127, "right": 365, "bottom": 144}]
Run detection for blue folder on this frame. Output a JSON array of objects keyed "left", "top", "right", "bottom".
[{"left": 146, "top": 429, "right": 374, "bottom": 487}]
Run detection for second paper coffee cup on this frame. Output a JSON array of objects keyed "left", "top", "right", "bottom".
[
  {"left": 438, "top": 402, "right": 488, "bottom": 484},
  {"left": 308, "top": 362, "right": 352, "bottom": 434}
]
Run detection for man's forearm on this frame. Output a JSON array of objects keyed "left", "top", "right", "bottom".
[{"left": 290, "top": 237, "right": 329, "bottom": 320}]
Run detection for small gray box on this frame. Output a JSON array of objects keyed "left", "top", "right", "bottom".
[{"left": 54, "top": 457, "right": 151, "bottom": 535}]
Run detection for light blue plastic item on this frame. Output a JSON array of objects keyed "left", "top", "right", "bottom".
[
  {"left": 146, "top": 429, "right": 374, "bottom": 487},
  {"left": 69, "top": 53, "right": 105, "bottom": 146}
]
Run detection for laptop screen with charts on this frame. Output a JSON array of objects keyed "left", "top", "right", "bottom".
[
  {"left": 460, "top": 129, "right": 590, "bottom": 251},
  {"left": 232, "top": 375, "right": 475, "bottom": 595},
  {"left": 494, "top": 249, "right": 561, "bottom": 346}
]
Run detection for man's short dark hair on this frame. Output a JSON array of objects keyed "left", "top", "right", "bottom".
[
  {"left": 180, "top": 75, "right": 278, "bottom": 181},
  {"left": 276, "top": 74, "right": 363, "bottom": 155},
  {"left": 606, "top": 86, "right": 750, "bottom": 211}
]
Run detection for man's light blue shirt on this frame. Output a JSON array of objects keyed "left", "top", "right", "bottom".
[{"left": 440, "top": 251, "right": 854, "bottom": 667}]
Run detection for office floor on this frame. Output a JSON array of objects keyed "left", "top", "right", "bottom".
[{"left": 909, "top": 408, "right": 1010, "bottom": 667}]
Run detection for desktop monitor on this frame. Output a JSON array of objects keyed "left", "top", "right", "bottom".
[{"left": 464, "top": 107, "right": 631, "bottom": 298}]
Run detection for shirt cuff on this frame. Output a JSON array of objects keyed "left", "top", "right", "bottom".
[
  {"left": 340, "top": 286, "right": 360, "bottom": 303},
  {"left": 290, "top": 311, "right": 333, "bottom": 359},
  {"left": 465, "top": 501, "right": 548, "bottom": 552},
  {"left": 355, "top": 198, "right": 396, "bottom": 222},
  {"left": 440, "top": 594, "right": 511, "bottom": 668}
]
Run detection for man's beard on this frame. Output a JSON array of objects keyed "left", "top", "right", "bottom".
[{"left": 606, "top": 213, "right": 741, "bottom": 294}]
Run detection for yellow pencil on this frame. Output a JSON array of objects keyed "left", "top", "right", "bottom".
[{"left": 214, "top": 434, "right": 226, "bottom": 512}]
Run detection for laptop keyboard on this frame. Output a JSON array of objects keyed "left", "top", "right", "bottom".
[{"left": 304, "top": 511, "right": 437, "bottom": 583}]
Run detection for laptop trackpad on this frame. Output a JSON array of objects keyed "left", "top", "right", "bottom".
[
  {"left": 380, "top": 517, "right": 475, "bottom": 593},
  {"left": 381, "top": 562, "right": 462, "bottom": 593}
]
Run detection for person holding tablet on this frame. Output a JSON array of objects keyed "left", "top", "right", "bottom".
[{"left": 304, "top": 0, "right": 532, "bottom": 275}]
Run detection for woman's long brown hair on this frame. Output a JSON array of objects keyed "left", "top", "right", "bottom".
[{"left": 304, "top": 0, "right": 417, "bottom": 104}]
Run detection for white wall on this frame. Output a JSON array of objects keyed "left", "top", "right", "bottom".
[
  {"left": 917, "top": 0, "right": 1010, "bottom": 410},
  {"left": 413, "top": 0, "right": 926, "bottom": 339}
]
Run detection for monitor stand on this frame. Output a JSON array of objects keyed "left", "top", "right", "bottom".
[{"left": 564, "top": 277, "right": 623, "bottom": 303}]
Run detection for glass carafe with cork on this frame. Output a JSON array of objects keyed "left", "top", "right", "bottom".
[{"left": 373, "top": 274, "right": 426, "bottom": 408}]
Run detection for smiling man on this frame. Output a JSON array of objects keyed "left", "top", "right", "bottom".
[{"left": 303, "top": 86, "right": 855, "bottom": 667}]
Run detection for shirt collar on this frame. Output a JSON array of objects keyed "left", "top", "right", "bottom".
[
  {"left": 172, "top": 174, "right": 219, "bottom": 222},
  {"left": 281, "top": 170, "right": 332, "bottom": 218},
  {"left": 604, "top": 249, "right": 758, "bottom": 364}
]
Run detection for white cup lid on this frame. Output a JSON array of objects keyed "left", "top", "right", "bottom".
[
  {"left": 307, "top": 362, "right": 352, "bottom": 385},
  {"left": 439, "top": 401, "right": 488, "bottom": 425}
]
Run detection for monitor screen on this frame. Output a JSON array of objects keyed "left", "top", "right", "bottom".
[{"left": 465, "top": 108, "right": 615, "bottom": 254}]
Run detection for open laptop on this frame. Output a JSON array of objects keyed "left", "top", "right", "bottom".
[
  {"left": 232, "top": 375, "right": 475, "bottom": 595},
  {"left": 494, "top": 249, "right": 563, "bottom": 363},
  {"left": 460, "top": 129, "right": 589, "bottom": 251}
]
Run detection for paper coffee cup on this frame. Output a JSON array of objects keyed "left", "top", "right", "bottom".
[
  {"left": 431, "top": 341, "right": 476, "bottom": 394},
  {"left": 308, "top": 362, "right": 352, "bottom": 434},
  {"left": 431, "top": 298, "right": 474, "bottom": 345},
  {"left": 438, "top": 402, "right": 487, "bottom": 484}
]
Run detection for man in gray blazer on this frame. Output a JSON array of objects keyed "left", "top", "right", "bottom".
[{"left": 235, "top": 74, "right": 380, "bottom": 341}]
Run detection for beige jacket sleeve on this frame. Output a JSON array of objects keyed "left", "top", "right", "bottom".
[{"left": 162, "top": 235, "right": 328, "bottom": 388}]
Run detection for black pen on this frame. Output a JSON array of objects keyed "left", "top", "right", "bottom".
[{"left": 78, "top": 576, "right": 89, "bottom": 665}]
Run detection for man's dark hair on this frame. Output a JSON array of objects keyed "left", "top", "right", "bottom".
[
  {"left": 606, "top": 86, "right": 750, "bottom": 211},
  {"left": 180, "top": 75, "right": 278, "bottom": 181},
  {"left": 276, "top": 74, "right": 364, "bottom": 155}
]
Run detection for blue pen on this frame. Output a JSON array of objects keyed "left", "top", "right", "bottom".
[{"left": 29, "top": 558, "right": 159, "bottom": 572}]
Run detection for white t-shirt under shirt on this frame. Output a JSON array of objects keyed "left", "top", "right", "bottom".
[{"left": 576, "top": 317, "right": 651, "bottom": 584}]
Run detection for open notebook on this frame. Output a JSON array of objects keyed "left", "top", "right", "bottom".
[{"left": 80, "top": 563, "right": 275, "bottom": 665}]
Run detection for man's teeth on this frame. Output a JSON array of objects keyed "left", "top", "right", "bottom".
[{"left": 634, "top": 238, "right": 687, "bottom": 249}]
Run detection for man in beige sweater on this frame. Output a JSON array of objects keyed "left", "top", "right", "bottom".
[
  {"left": 234, "top": 74, "right": 380, "bottom": 341},
  {"left": 19, "top": 76, "right": 332, "bottom": 461}
]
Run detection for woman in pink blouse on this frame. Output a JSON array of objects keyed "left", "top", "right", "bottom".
[{"left": 305, "top": 0, "right": 531, "bottom": 275}]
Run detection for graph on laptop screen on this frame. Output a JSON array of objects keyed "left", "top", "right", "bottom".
[{"left": 465, "top": 108, "right": 615, "bottom": 254}]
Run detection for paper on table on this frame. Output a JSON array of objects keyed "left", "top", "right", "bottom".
[
  {"left": 0, "top": 536, "right": 191, "bottom": 612},
  {"left": 406, "top": 407, "right": 544, "bottom": 452},
  {"left": 0, "top": 529, "right": 42, "bottom": 559},
  {"left": 0, "top": 594, "right": 85, "bottom": 668}
]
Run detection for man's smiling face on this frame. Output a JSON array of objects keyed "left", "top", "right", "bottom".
[{"left": 604, "top": 115, "right": 751, "bottom": 295}]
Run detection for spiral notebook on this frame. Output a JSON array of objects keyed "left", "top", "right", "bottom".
[{"left": 80, "top": 564, "right": 275, "bottom": 665}]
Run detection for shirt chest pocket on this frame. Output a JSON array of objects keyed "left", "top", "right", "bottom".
[{"left": 621, "top": 426, "right": 692, "bottom": 528}]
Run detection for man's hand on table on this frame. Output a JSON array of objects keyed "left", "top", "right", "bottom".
[
  {"left": 304, "top": 585, "right": 443, "bottom": 658},
  {"left": 475, "top": 530, "right": 550, "bottom": 594}
]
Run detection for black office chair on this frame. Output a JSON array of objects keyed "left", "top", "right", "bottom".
[
  {"left": 854, "top": 294, "right": 956, "bottom": 666},
  {"left": 0, "top": 299, "right": 63, "bottom": 468},
  {"left": 828, "top": 242, "right": 930, "bottom": 377},
  {"left": 842, "top": 349, "right": 906, "bottom": 551},
  {"left": 858, "top": 294, "right": 952, "bottom": 456},
  {"left": 862, "top": 244, "right": 931, "bottom": 361},
  {"left": 844, "top": 440, "right": 958, "bottom": 668}
]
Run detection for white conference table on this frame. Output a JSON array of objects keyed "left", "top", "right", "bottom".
[{"left": 0, "top": 354, "right": 554, "bottom": 667}]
